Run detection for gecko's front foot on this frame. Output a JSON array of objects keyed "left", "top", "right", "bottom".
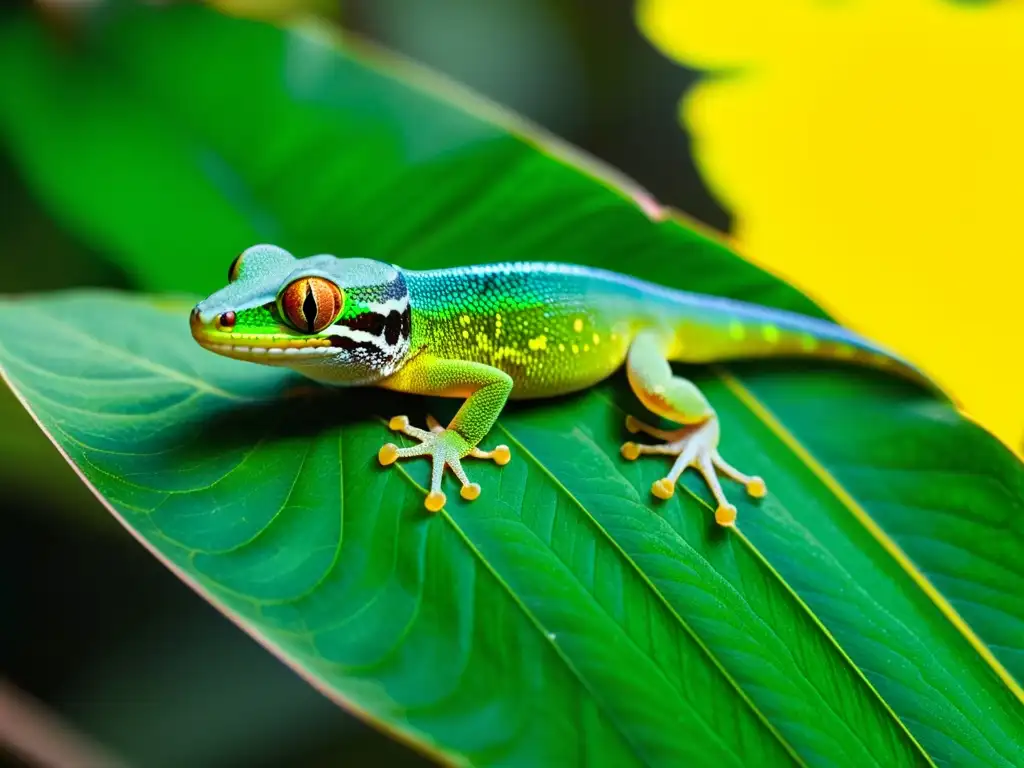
[
  {"left": 378, "top": 415, "right": 511, "bottom": 512},
  {"left": 620, "top": 415, "right": 766, "bottom": 526}
]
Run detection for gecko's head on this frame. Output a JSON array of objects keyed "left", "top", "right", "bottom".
[{"left": 190, "top": 245, "right": 411, "bottom": 385}]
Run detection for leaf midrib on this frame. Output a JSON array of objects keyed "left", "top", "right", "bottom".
[
  {"left": 714, "top": 368, "right": 1024, "bottom": 765},
  {"left": 484, "top": 421, "right": 803, "bottom": 766},
  {"left": 715, "top": 367, "right": 1024, "bottom": 704},
  {"left": 585, "top": 385, "right": 931, "bottom": 766}
]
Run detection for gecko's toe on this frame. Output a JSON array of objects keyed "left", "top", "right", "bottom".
[
  {"left": 651, "top": 477, "right": 676, "bottom": 500},
  {"left": 378, "top": 443, "right": 400, "bottom": 466},
  {"left": 625, "top": 415, "right": 642, "bottom": 434},
  {"left": 746, "top": 477, "right": 767, "bottom": 498},
  {"left": 460, "top": 483, "right": 481, "bottom": 501},
  {"left": 425, "top": 490, "right": 446, "bottom": 512},
  {"left": 621, "top": 441, "right": 640, "bottom": 461},
  {"left": 492, "top": 445, "right": 512, "bottom": 466},
  {"left": 715, "top": 503, "right": 738, "bottom": 527},
  {"left": 388, "top": 415, "right": 410, "bottom": 431}
]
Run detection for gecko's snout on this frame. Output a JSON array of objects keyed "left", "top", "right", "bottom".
[{"left": 190, "top": 306, "right": 235, "bottom": 334}]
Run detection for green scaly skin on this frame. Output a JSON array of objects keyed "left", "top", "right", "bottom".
[{"left": 192, "top": 245, "right": 934, "bottom": 524}]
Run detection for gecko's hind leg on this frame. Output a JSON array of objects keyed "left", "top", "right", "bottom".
[{"left": 622, "top": 330, "right": 766, "bottom": 526}]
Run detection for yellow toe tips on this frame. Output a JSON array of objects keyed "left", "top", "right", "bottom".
[
  {"left": 621, "top": 442, "right": 640, "bottom": 461},
  {"left": 460, "top": 483, "right": 481, "bottom": 501},
  {"left": 746, "top": 476, "right": 767, "bottom": 499},
  {"left": 651, "top": 477, "right": 675, "bottom": 500},
  {"left": 388, "top": 415, "right": 409, "bottom": 431},
  {"left": 492, "top": 445, "right": 512, "bottom": 466},
  {"left": 625, "top": 415, "right": 641, "bottom": 434},
  {"left": 424, "top": 490, "right": 446, "bottom": 513},
  {"left": 715, "top": 504, "right": 738, "bottom": 527},
  {"left": 378, "top": 443, "right": 399, "bottom": 466}
]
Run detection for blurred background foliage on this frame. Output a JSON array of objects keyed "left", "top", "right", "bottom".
[
  {"left": 1, "top": 0, "right": 1018, "bottom": 765},
  {"left": 639, "top": 0, "right": 1024, "bottom": 458}
]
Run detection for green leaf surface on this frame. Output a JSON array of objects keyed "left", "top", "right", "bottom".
[{"left": 0, "top": 4, "right": 1022, "bottom": 766}]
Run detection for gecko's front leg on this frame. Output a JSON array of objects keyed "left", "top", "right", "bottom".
[{"left": 376, "top": 355, "right": 513, "bottom": 512}]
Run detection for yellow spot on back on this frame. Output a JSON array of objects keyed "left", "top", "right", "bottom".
[
  {"left": 583, "top": 344, "right": 590, "bottom": 352},
  {"left": 728, "top": 320, "right": 746, "bottom": 340},
  {"left": 572, "top": 343, "right": 580, "bottom": 354},
  {"left": 494, "top": 345, "right": 523, "bottom": 363},
  {"left": 528, "top": 335, "right": 548, "bottom": 351},
  {"left": 573, "top": 318, "right": 584, "bottom": 333},
  {"left": 761, "top": 324, "right": 780, "bottom": 344},
  {"left": 462, "top": 329, "right": 469, "bottom": 339},
  {"left": 460, "top": 315, "right": 471, "bottom": 326},
  {"left": 558, "top": 343, "right": 565, "bottom": 352},
  {"left": 592, "top": 333, "right": 601, "bottom": 345}
]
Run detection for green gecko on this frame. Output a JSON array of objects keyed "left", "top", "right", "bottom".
[{"left": 191, "top": 244, "right": 931, "bottom": 526}]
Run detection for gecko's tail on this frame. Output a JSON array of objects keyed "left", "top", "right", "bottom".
[{"left": 661, "top": 289, "right": 947, "bottom": 399}]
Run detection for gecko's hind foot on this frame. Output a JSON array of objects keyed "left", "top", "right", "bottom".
[
  {"left": 380, "top": 414, "right": 510, "bottom": 512},
  {"left": 621, "top": 415, "right": 765, "bottom": 527}
]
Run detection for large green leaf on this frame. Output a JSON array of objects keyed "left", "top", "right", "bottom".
[{"left": 0, "top": 4, "right": 1022, "bottom": 766}]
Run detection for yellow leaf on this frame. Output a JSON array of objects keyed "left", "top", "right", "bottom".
[{"left": 638, "top": 0, "right": 1024, "bottom": 456}]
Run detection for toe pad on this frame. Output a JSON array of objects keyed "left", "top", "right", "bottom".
[
  {"left": 651, "top": 478, "right": 675, "bottom": 500},
  {"left": 715, "top": 504, "right": 737, "bottom": 526},
  {"left": 378, "top": 443, "right": 399, "bottom": 466},
  {"left": 492, "top": 445, "right": 512, "bottom": 466},
  {"left": 425, "top": 490, "right": 446, "bottom": 512},
  {"left": 746, "top": 477, "right": 767, "bottom": 498}
]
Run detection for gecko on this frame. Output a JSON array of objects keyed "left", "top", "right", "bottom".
[{"left": 190, "top": 244, "right": 932, "bottom": 526}]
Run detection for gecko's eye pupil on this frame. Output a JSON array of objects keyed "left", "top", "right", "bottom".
[
  {"left": 215, "top": 312, "right": 236, "bottom": 331},
  {"left": 279, "top": 277, "right": 344, "bottom": 334},
  {"left": 302, "top": 289, "right": 318, "bottom": 332}
]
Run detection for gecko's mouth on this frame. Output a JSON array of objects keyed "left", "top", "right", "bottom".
[
  {"left": 190, "top": 313, "right": 338, "bottom": 362},
  {"left": 197, "top": 339, "right": 337, "bottom": 359}
]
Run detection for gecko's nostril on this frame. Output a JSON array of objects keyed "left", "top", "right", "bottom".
[{"left": 215, "top": 311, "right": 236, "bottom": 331}]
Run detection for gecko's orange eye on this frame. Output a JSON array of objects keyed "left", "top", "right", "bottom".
[{"left": 279, "top": 277, "right": 344, "bottom": 334}]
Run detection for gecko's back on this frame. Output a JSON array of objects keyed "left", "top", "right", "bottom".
[{"left": 402, "top": 261, "right": 933, "bottom": 400}]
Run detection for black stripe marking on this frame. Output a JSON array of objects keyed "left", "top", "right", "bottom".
[
  {"left": 400, "top": 305, "right": 411, "bottom": 340},
  {"left": 335, "top": 303, "right": 409, "bottom": 348},
  {"left": 339, "top": 311, "right": 386, "bottom": 336},
  {"left": 329, "top": 335, "right": 379, "bottom": 352},
  {"left": 384, "top": 310, "right": 402, "bottom": 346}
]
